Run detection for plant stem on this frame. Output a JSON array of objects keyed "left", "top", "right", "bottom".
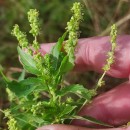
[
  {"left": 0, "top": 68, "right": 10, "bottom": 83},
  {"left": 95, "top": 70, "right": 107, "bottom": 90}
]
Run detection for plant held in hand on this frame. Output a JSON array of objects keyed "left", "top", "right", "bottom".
[{"left": 0, "top": 2, "right": 117, "bottom": 130}]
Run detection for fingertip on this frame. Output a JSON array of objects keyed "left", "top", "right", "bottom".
[
  {"left": 36, "top": 124, "right": 90, "bottom": 130},
  {"left": 75, "top": 35, "right": 130, "bottom": 78},
  {"left": 36, "top": 124, "right": 130, "bottom": 130}
]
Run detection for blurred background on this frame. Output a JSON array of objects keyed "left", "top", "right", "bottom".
[{"left": 0, "top": 0, "right": 130, "bottom": 129}]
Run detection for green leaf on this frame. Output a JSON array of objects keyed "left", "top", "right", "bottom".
[
  {"left": 56, "top": 84, "right": 95, "bottom": 100},
  {"left": 15, "top": 113, "right": 49, "bottom": 128},
  {"left": 51, "top": 32, "right": 66, "bottom": 59},
  {"left": 0, "top": 65, "right": 10, "bottom": 83},
  {"left": 11, "top": 101, "right": 34, "bottom": 111},
  {"left": 18, "top": 69, "right": 26, "bottom": 81},
  {"left": 58, "top": 55, "right": 74, "bottom": 74},
  {"left": 70, "top": 115, "right": 113, "bottom": 127},
  {"left": 7, "top": 77, "right": 42, "bottom": 97},
  {"left": 51, "top": 32, "right": 67, "bottom": 70},
  {"left": 59, "top": 105, "right": 76, "bottom": 117},
  {"left": 17, "top": 46, "right": 40, "bottom": 75}
]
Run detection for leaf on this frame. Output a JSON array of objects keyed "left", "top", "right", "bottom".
[
  {"left": 58, "top": 55, "right": 74, "bottom": 74},
  {"left": 15, "top": 113, "right": 49, "bottom": 128},
  {"left": 17, "top": 46, "right": 40, "bottom": 75},
  {"left": 51, "top": 32, "right": 66, "bottom": 59},
  {"left": 56, "top": 84, "right": 95, "bottom": 100},
  {"left": 70, "top": 115, "right": 113, "bottom": 127},
  {"left": 59, "top": 105, "right": 76, "bottom": 117},
  {"left": 11, "top": 101, "right": 34, "bottom": 111},
  {"left": 0, "top": 65, "right": 10, "bottom": 83},
  {"left": 18, "top": 69, "right": 26, "bottom": 81},
  {"left": 7, "top": 77, "right": 42, "bottom": 97},
  {"left": 51, "top": 32, "right": 74, "bottom": 74},
  {"left": 51, "top": 32, "right": 67, "bottom": 70}
]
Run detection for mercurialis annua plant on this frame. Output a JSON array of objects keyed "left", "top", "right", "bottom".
[{"left": 0, "top": 2, "right": 117, "bottom": 130}]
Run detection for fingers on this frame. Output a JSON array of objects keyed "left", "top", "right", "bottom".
[
  {"left": 74, "top": 35, "right": 130, "bottom": 78},
  {"left": 40, "top": 35, "right": 130, "bottom": 78},
  {"left": 72, "top": 81, "right": 130, "bottom": 127},
  {"left": 36, "top": 124, "right": 130, "bottom": 130}
]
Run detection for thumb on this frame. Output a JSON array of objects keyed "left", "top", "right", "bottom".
[{"left": 36, "top": 124, "right": 130, "bottom": 130}]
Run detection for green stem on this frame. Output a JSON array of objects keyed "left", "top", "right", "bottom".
[
  {"left": 95, "top": 70, "right": 107, "bottom": 90},
  {"left": 0, "top": 109, "right": 4, "bottom": 114},
  {"left": 0, "top": 68, "right": 10, "bottom": 83}
]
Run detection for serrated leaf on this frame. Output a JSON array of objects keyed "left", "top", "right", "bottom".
[
  {"left": 70, "top": 115, "right": 113, "bottom": 127},
  {"left": 7, "top": 77, "right": 42, "bottom": 97},
  {"left": 56, "top": 84, "right": 95, "bottom": 100},
  {"left": 18, "top": 46, "right": 40, "bottom": 75}
]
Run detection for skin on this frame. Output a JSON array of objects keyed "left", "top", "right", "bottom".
[{"left": 37, "top": 35, "right": 130, "bottom": 130}]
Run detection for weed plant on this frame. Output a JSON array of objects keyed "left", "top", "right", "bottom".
[{"left": 0, "top": 2, "right": 117, "bottom": 130}]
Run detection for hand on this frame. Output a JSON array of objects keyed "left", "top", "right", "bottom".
[{"left": 37, "top": 35, "right": 130, "bottom": 130}]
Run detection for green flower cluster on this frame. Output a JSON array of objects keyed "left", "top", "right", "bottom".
[
  {"left": 103, "top": 24, "right": 117, "bottom": 71},
  {"left": 65, "top": 2, "right": 83, "bottom": 57},
  {"left": 11, "top": 24, "right": 28, "bottom": 49},
  {"left": 31, "top": 102, "right": 42, "bottom": 115},
  {"left": 4, "top": 110, "right": 19, "bottom": 130},
  {"left": 28, "top": 9, "right": 44, "bottom": 72},
  {"left": 33, "top": 52, "right": 43, "bottom": 72},
  {"left": 6, "top": 88, "right": 15, "bottom": 102},
  {"left": 96, "top": 24, "right": 117, "bottom": 88},
  {"left": 28, "top": 9, "right": 40, "bottom": 37},
  {"left": 28, "top": 9, "right": 40, "bottom": 50}
]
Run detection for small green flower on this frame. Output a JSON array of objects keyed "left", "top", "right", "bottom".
[
  {"left": 96, "top": 24, "right": 117, "bottom": 89},
  {"left": 6, "top": 88, "right": 15, "bottom": 102},
  {"left": 11, "top": 24, "right": 28, "bottom": 48},
  {"left": 65, "top": 2, "right": 83, "bottom": 53},
  {"left": 103, "top": 24, "right": 117, "bottom": 71},
  {"left": 33, "top": 52, "right": 43, "bottom": 72},
  {"left": 7, "top": 117, "right": 18, "bottom": 130},
  {"left": 110, "top": 24, "right": 117, "bottom": 51},
  {"left": 28, "top": 9, "right": 40, "bottom": 37},
  {"left": 4, "top": 110, "right": 19, "bottom": 130},
  {"left": 28, "top": 9, "right": 40, "bottom": 50}
]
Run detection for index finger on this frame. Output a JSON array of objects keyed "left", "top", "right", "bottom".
[{"left": 40, "top": 35, "right": 130, "bottom": 78}]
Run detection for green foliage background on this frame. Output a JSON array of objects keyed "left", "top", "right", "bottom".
[{"left": 0, "top": 0, "right": 130, "bottom": 129}]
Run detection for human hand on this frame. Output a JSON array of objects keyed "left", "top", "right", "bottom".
[{"left": 37, "top": 35, "right": 130, "bottom": 130}]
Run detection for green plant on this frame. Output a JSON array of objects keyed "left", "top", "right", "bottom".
[{"left": 0, "top": 2, "right": 117, "bottom": 130}]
